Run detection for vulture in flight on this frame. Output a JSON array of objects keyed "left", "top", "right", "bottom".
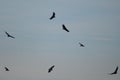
[
  {"left": 109, "top": 66, "right": 119, "bottom": 75},
  {"left": 62, "top": 24, "right": 69, "bottom": 32},
  {"left": 4, "top": 67, "right": 9, "bottom": 71},
  {"left": 79, "top": 42, "right": 85, "bottom": 47},
  {"left": 48, "top": 65, "right": 55, "bottom": 73},
  {"left": 5, "top": 31, "right": 15, "bottom": 39},
  {"left": 49, "top": 12, "right": 55, "bottom": 20}
]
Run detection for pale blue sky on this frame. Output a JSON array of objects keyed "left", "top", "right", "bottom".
[{"left": 0, "top": 0, "right": 120, "bottom": 80}]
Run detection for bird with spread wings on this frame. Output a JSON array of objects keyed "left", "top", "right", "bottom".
[
  {"left": 5, "top": 31, "right": 15, "bottom": 39},
  {"left": 109, "top": 66, "right": 119, "bottom": 75},
  {"left": 48, "top": 65, "right": 55, "bottom": 73},
  {"left": 62, "top": 24, "right": 69, "bottom": 32},
  {"left": 49, "top": 12, "right": 55, "bottom": 20},
  {"left": 79, "top": 42, "right": 85, "bottom": 47},
  {"left": 4, "top": 67, "right": 9, "bottom": 71}
]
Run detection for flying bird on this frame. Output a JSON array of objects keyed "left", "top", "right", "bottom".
[
  {"left": 48, "top": 65, "right": 55, "bottom": 73},
  {"left": 109, "top": 66, "right": 118, "bottom": 75},
  {"left": 4, "top": 67, "right": 9, "bottom": 71},
  {"left": 62, "top": 24, "right": 69, "bottom": 32},
  {"left": 5, "top": 31, "right": 15, "bottom": 39},
  {"left": 49, "top": 12, "right": 55, "bottom": 20},
  {"left": 79, "top": 42, "right": 85, "bottom": 47}
]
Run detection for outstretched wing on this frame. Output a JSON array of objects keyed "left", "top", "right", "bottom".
[
  {"left": 5, "top": 31, "right": 9, "bottom": 36},
  {"left": 62, "top": 24, "right": 69, "bottom": 32},
  {"left": 9, "top": 35, "right": 15, "bottom": 38}
]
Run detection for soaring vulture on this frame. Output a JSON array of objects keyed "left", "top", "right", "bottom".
[
  {"left": 79, "top": 42, "right": 85, "bottom": 47},
  {"left": 62, "top": 24, "right": 69, "bottom": 32},
  {"left": 109, "top": 66, "right": 118, "bottom": 75},
  {"left": 48, "top": 65, "right": 55, "bottom": 73},
  {"left": 49, "top": 12, "right": 55, "bottom": 20},
  {"left": 4, "top": 67, "right": 9, "bottom": 71},
  {"left": 5, "top": 31, "right": 15, "bottom": 39}
]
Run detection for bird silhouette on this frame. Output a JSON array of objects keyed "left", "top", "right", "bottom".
[
  {"left": 79, "top": 42, "right": 85, "bottom": 47},
  {"left": 109, "top": 66, "right": 118, "bottom": 75},
  {"left": 5, "top": 31, "right": 15, "bottom": 39},
  {"left": 49, "top": 12, "right": 55, "bottom": 20},
  {"left": 4, "top": 67, "right": 9, "bottom": 71},
  {"left": 62, "top": 24, "right": 69, "bottom": 32},
  {"left": 48, "top": 65, "right": 55, "bottom": 73}
]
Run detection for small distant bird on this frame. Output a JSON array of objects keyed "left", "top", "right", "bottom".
[
  {"left": 79, "top": 42, "right": 85, "bottom": 47},
  {"left": 62, "top": 24, "right": 69, "bottom": 32},
  {"left": 4, "top": 67, "right": 9, "bottom": 71},
  {"left": 48, "top": 65, "right": 55, "bottom": 73},
  {"left": 5, "top": 31, "right": 15, "bottom": 39},
  {"left": 49, "top": 12, "right": 55, "bottom": 20},
  {"left": 109, "top": 66, "right": 118, "bottom": 75}
]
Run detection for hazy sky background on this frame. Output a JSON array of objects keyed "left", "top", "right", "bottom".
[{"left": 0, "top": 0, "right": 120, "bottom": 80}]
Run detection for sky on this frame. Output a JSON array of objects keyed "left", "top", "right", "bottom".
[{"left": 0, "top": 0, "right": 120, "bottom": 80}]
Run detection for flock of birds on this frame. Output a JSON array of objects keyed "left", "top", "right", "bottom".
[
  {"left": 4, "top": 65, "right": 55, "bottom": 73},
  {"left": 1, "top": 12, "right": 119, "bottom": 79},
  {"left": 50, "top": 12, "right": 70, "bottom": 32},
  {"left": 3, "top": 65, "right": 119, "bottom": 75}
]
